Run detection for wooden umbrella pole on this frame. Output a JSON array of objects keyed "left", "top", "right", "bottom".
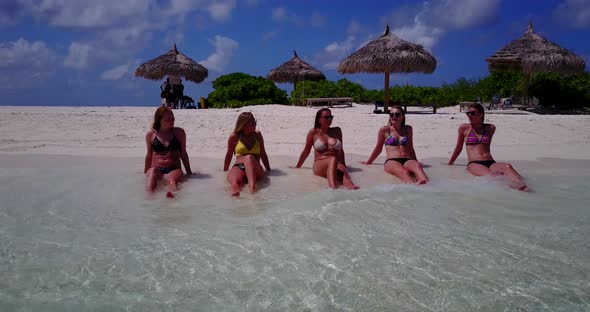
[
  {"left": 384, "top": 71, "right": 390, "bottom": 112},
  {"left": 522, "top": 72, "right": 530, "bottom": 106}
]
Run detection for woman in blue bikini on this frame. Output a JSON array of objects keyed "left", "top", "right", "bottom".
[
  {"left": 144, "top": 107, "right": 192, "bottom": 198},
  {"left": 224, "top": 112, "right": 271, "bottom": 196},
  {"left": 294, "top": 108, "right": 358, "bottom": 189},
  {"left": 361, "top": 105, "right": 429, "bottom": 184},
  {"left": 448, "top": 103, "right": 527, "bottom": 191}
]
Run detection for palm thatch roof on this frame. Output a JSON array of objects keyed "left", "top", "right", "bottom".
[
  {"left": 337, "top": 25, "right": 437, "bottom": 111},
  {"left": 337, "top": 25, "right": 437, "bottom": 74},
  {"left": 135, "top": 44, "right": 208, "bottom": 83},
  {"left": 486, "top": 22, "right": 585, "bottom": 74},
  {"left": 267, "top": 50, "right": 326, "bottom": 83}
]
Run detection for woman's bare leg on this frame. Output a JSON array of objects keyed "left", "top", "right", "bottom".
[
  {"left": 243, "top": 155, "right": 263, "bottom": 193},
  {"left": 337, "top": 163, "right": 359, "bottom": 189},
  {"left": 313, "top": 156, "right": 338, "bottom": 189},
  {"left": 227, "top": 166, "right": 246, "bottom": 196},
  {"left": 384, "top": 161, "right": 415, "bottom": 183},
  {"left": 490, "top": 162, "right": 528, "bottom": 191},
  {"left": 404, "top": 160, "right": 429, "bottom": 184},
  {"left": 145, "top": 167, "right": 162, "bottom": 192}
]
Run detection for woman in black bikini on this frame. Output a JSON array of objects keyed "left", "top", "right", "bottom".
[
  {"left": 448, "top": 103, "right": 527, "bottom": 191},
  {"left": 361, "top": 105, "right": 428, "bottom": 184},
  {"left": 144, "top": 107, "right": 192, "bottom": 198},
  {"left": 293, "top": 108, "right": 358, "bottom": 189}
]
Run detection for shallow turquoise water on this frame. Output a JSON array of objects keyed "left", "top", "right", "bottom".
[{"left": 1, "top": 158, "right": 589, "bottom": 311}]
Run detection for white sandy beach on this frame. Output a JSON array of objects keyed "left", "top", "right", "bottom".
[{"left": 1, "top": 104, "right": 589, "bottom": 162}]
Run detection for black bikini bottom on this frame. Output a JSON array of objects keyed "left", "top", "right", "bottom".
[
  {"left": 467, "top": 160, "right": 496, "bottom": 168},
  {"left": 158, "top": 167, "right": 180, "bottom": 174},
  {"left": 385, "top": 158, "right": 411, "bottom": 165},
  {"left": 233, "top": 163, "right": 246, "bottom": 172}
]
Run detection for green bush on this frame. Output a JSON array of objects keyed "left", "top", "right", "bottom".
[
  {"left": 207, "top": 72, "right": 288, "bottom": 108},
  {"left": 529, "top": 73, "right": 590, "bottom": 108}
]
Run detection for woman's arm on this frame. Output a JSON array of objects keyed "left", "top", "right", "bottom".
[
  {"left": 407, "top": 126, "right": 418, "bottom": 160},
  {"left": 448, "top": 124, "right": 468, "bottom": 165},
  {"left": 362, "top": 127, "right": 386, "bottom": 164},
  {"left": 295, "top": 129, "right": 315, "bottom": 168},
  {"left": 176, "top": 128, "right": 192, "bottom": 175},
  {"left": 335, "top": 127, "right": 346, "bottom": 167},
  {"left": 144, "top": 130, "right": 153, "bottom": 173},
  {"left": 257, "top": 131, "right": 271, "bottom": 171},
  {"left": 224, "top": 133, "right": 238, "bottom": 171}
]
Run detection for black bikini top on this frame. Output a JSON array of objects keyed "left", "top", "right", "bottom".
[{"left": 152, "top": 130, "right": 181, "bottom": 153}]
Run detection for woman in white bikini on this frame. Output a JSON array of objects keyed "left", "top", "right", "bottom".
[{"left": 294, "top": 108, "right": 358, "bottom": 189}]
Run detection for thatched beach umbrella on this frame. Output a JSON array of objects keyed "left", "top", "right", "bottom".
[
  {"left": 135, "top": 44, "right": 208, "bottom": 83},
  {"left": 267, "top": 50, "right": 326, "bottom": 90},
  {"left": 486, "top": 22, "right": 585, "bottom": 103},
  {"left": 338, "top": 25, "right": 437, "bottom": 111}
]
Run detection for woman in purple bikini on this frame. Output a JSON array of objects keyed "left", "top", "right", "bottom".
[
  {"left": 361, "top": 105, "right": 429, "bottom": 184},
  {"left": 144, "top": 107, "right": 192, "bottom": 198},
  {"left": 448, "top": 103, "right": 527, "bottom": 191}
]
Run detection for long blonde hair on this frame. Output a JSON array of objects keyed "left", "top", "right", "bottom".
[{"left": 233, "top": 112, "right": 255, "bottom": 134}]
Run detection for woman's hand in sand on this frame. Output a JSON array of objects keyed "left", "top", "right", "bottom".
[
  {"left": 360, "top": 160, "right": 372, "bottom": 165},
  {"left": 288, "top": 165, "right": 300, "bottom": 169}
]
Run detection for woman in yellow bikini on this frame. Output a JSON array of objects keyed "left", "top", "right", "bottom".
[
  {"left": 224, "top": 112, "right": 271, "bottom": 196},
  {"left": 294, "top": 108, "right": 358, "bottom": 190}
]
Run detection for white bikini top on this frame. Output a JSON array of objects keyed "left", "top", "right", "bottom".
[{"left": 314, "top": 137, "right": 342, "bottom": 151}]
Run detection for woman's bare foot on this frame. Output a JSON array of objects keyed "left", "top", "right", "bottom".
[
  {"left": 416, "top": 179, "right": 428, "bottom": 185},
  {"left": 231, "top": 191, "right": 240, "bottom": 197},
  {"left": 509, "top": 181, "right": 529, "bottom": 192},
  {"left": 166, "top": 191, "right": 175, "bottom": 199}
]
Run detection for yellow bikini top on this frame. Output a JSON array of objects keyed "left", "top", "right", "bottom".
[{"left": 235, "top": 135, "right": 260, "bottom": 156}]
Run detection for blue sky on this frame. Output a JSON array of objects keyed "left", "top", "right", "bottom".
[{"left": 0, "top": 0, "right": 588, "bottom": 106}]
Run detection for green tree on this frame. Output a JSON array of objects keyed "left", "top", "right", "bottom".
[{"left": 207, "top": 72, "right": 288, "bottom": 108}]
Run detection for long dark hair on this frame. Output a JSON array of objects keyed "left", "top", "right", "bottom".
[
  {"left": 314, "top": 108, "right": 331, "bottom": 129},
  {"left": 468, "top": 103, "right": 485, "bottom": 123},
  {"left": 388, "top": 105, "right": 406, "bottom": 127},
  {"left": 152, "top": 106, "right": 170, "bottom": 131}
]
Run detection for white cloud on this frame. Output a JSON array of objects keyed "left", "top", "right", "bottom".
[
  {"left": 0, "top": 38, "right": 56, "bottom": 68},
  {"left": 0, "top": 38, "right": 58, "bottom": 88},
  {"left": 101, "top": 63, "right": 131, "bottom": 80},
  {"left": 64, "top": 42, "right": 91, "bottom": 70},
  {"left": 206, "top": 0, "right": 236, "bottom": 22},
  {"left": 26, "top": 0, "right": 153, "bottom": 28},
  {"left": 200, "top": 35, "right": 239, "bottom": 72},
  {"left": 271, "top": 7, "right": 301, "bottom": 25},
  {"left": 310, "top": 11, "right": 325, "bottom": 28},
  {"left": 385, "top": 0, "right": 501, "bottom": 49},
  {"left": 554, "top": 0, "right": 590, "bottom": 28},
  {"left": 272, "top": 7, "right": 287, "bottom": 21},
  {"left": 314, "top": 36, "right": 356, "bottom": 70}
]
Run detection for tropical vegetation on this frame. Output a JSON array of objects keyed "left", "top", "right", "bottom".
[{"left": 207, "top": 72, "right": 589, "bottom": 109}]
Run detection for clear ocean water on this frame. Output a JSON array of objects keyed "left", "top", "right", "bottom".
[{"left": 1, "top": 155, "right": 589, "bottom": 311}]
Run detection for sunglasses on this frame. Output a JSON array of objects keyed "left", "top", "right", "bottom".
[
  {"left": 465, "top": 111, "right": 477, "bottom": 116},
  {"left": 389, "top": 112, "right": 402, "bottom": 117},
  {"left": 322, "top": 116, "right": 334, "bottom": 120}
]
